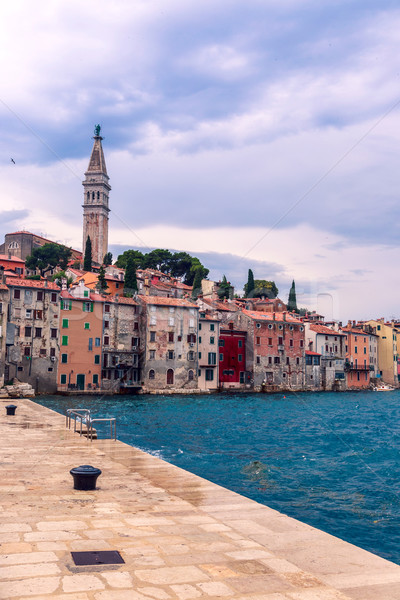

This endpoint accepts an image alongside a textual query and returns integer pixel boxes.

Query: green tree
[186,258,209,286]
[244,279,278,298]
[143,249,173,272]
[115,249,144,269]
[191,268,203,300]
[169,252,194,278]
[97,265,109,291]
[25,243,72,276]
[103,252,113,266]
[124,255,138,294]
[246,269,255,297]
[287,280,298,312]
[83,236,92,272]
[217,275,232,300]
[51,270,73,288]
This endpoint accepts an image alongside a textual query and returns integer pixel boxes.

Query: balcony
[345,362,370,371]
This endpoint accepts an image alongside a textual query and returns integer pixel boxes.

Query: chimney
[283,312,286,321]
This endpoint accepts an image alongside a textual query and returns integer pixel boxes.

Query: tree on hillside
[287,280,298,312]
[143,249,173,272]
[83,236,92,272]
[186,258,209,286]
[244,279,278,299]
[103,252,113,266]
[97,265,109,291]
[246,269,255,297]
[217,275,232,300]
[124,255,138,295]
[25,243,72,276]
[191,268,203,300]
[169,252,194,279]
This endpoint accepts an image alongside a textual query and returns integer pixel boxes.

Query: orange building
[343,326,371,389]
[57,289,104,391]
[0,254,25,277]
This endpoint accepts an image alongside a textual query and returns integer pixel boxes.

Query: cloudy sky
[1,0,400,322]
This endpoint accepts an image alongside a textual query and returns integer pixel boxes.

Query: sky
[1,0,400,322]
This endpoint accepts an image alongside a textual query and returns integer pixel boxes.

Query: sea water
[35,391,400,564]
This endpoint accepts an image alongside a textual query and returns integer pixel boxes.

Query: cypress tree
[83,236,92,272]
[217,275,231,300]
[97,265,108,291]
[192,268,203,299]
[246,269,255,297]
[287,280,298,312]
[124,255,138,294]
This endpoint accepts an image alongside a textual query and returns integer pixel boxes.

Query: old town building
[365,319,398,386]
[198,311,220,391]
[219,324,248,389]
[305,323,346,390]
[342,325,372,389]
[5,278,60,392]
[0,282,10,387]
[138,296,199,392]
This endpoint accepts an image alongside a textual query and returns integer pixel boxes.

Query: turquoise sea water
[35,391,400,564]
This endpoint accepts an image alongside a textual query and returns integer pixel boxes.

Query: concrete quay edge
[0,397,400,600]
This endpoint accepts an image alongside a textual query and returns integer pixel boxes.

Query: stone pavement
[1,398,400,600]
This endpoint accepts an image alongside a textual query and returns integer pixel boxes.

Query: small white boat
[374,384,395,392]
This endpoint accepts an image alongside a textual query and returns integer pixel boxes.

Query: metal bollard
[5,404,17,416]
[70,465,102,490]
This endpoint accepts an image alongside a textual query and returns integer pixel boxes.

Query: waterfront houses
[219,324,248,390]
[138,295,199,392]
[5,278,60,393]
[198,311,220,391]
[365,319,398,386]
[342,325,373,389]
[304,323,346,390]
[0,282,9,387]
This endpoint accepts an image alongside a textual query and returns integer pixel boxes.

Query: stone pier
[1,398,400,599]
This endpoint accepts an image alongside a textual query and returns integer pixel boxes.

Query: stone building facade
[5,278,60,392]
[198,311,220,391]
[305,323,346,390]
[0,283,10,387]
[138,296,199,392]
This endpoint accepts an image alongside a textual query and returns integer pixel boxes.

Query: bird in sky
[10,158,15,164]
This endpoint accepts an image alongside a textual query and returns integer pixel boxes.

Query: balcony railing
[345,363,370,371]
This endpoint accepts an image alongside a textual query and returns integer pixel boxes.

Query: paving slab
[1,398,400,599]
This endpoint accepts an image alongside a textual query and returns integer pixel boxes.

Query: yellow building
[365,319,398,386]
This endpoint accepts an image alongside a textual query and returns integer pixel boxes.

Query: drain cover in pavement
[71,551,125,566]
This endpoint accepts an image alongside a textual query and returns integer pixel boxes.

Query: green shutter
[69,300,72,310]
[60,299,64,310]
[90,302,93,312]
[62,318,69,328]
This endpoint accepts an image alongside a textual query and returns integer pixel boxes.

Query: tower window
[87,192,90,200]
[97,191,100,199]
[92,192,95,200]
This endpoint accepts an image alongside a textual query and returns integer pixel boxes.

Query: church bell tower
[82,125,111,265]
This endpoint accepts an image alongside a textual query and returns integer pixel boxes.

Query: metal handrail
[66,409,91,436]
[87,418,116,442]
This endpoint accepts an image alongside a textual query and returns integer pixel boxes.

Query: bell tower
[82,125,111,265]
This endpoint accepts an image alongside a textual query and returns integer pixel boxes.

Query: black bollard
[70,465,102,490]
[5,405,17,416]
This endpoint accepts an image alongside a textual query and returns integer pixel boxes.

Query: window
[188,370,194,381]
[149,369,155,379]
[238,340,243,348]
[167,369,174,384]
[238,354,243,362]
[149,350,155,359]
[168,332,174,342]
[35,328,42,338]
[50,328,57,339]
[300,340,304,347]
[219,353,224,361]
[25,290,33,303]
[205,369,214,381]
[104,320,109,329]
[355,346,358,354]
[134,322,139,330]
[210,336,215,344]
[132,337,139,347]
[199,323,202,331]
[268,338,273,346]
[268,324,273,329]
[95,337,100,347]
[105,304,110,313]
[187,334,196,343]
[150,316,156,326]
[26,309,32,319]
[210,323,215,331]
[168,350,174,359]
[198,352,202,359]
[37,291,43,301]
[150,331,156,342]
[289,339,293,347]
[34,310,43,319]
[60,374,67,385]
[199,336,202,343]
[61,354,68,364]
[296,357,300,365]
[256,336,261,345]
[88,338,93,351]
[24,326,32,337]
[51,293,57,303]
[50,347,56,357]
[355,336,357,342]
[62,318,69,328]
[239,372,245,384]
[286,357,290,365]
[278,325,283,330]
[256,323,261,329]
[14,289,20,299]
[377,325,381,331]
[93,374,99,384]
[61,299,71,310]
[84,322,90,329]
[104,336,109,345]
[219,339,225,347]
[188,351,195,361]
[256,356,261,364]
[364,347,366,354]
[208,352,217,365]
[278,336,283,345]
[274,356,280,364]
[169,317,174,326]
[94,355,100,364]
[24,347,31,356]
[268,356,272,364]
[84,290,89,298]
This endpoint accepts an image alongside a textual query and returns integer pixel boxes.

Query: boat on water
[373,383,395,392]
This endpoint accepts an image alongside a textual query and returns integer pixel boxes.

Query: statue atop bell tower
[82,126,111,266]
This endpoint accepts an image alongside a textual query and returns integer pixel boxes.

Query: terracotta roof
[342,327,366,335]
[201,298,236,312]
[0,283,8,290]
[309,324,345,336]
[242,309,302,324]
[0,254,25,263]
[6,277,60,290]
[200,314,221,322]
[139,295,198,308]
[305,351,322,356]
